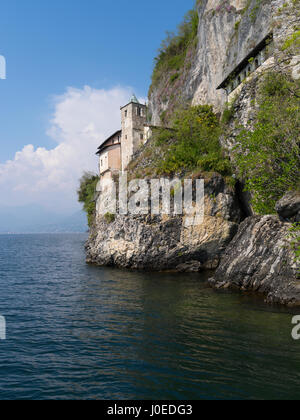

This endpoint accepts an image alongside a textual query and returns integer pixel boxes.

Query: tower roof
[130,94,139,104]
[120,94,146,110]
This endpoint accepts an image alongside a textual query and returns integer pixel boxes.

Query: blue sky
[0,0,195,160]
[0,0,195,212]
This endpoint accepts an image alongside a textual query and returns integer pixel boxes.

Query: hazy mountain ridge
[0,205,87,233]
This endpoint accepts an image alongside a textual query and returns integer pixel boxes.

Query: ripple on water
[0,234,299,400]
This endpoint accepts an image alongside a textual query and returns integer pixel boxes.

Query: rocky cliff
[149,0,299,125]
[209,215,300,306]
[87,173,242,271]
[86,0,300,306]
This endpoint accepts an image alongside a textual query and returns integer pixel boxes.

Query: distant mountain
[0,205,88,233]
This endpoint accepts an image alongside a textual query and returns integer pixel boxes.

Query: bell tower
[121,94,147,171]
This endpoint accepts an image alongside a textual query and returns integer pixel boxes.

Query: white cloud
[0,85,133,212]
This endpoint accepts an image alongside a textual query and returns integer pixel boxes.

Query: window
[125,110,128,117]
[218,34,273,95]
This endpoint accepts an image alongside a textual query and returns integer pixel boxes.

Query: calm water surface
[0,233,299,400]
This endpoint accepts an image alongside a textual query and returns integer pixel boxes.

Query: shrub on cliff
[77,172,99,227]
[157,105,232,176]
[149,6,198,96]
[234,72,300,214]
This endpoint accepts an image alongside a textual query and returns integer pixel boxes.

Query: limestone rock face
[276,192,300,222]
[209,216,300,306]
[149,0,296,125]
[86,174,242,271]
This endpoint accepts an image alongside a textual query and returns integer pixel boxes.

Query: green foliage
[160,110,167,125]
[197,152,232,175]
[170,73,180,84]
[156,105,232,176]
[154,128,174,146]
[234,73,300,214]
[104,212,115,224]
[234,20,241,32]
[150,7,199,92]
[77,172,99,227]
[222,99,236,124]
[241,0,251,15]
[282,30,300,52]
[250,0,262,22]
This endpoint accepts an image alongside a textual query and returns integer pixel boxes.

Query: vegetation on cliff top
[128,105,232,182]
[234,72,300,214]
[150,7,198,92]
[134,70,300,217]
[77,172,99,227]
[156,106,231,176]
[148,5,199,123]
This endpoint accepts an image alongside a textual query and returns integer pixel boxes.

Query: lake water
[0,233,299,400]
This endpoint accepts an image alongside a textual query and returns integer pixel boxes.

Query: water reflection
[0,234,299,400]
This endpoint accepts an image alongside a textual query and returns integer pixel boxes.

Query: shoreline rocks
[87,170,300,306]
[208,215,300,306]
[86,174,241,271]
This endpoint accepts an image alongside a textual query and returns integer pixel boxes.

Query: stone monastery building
[96,29,279,188]
[96,95,154,186]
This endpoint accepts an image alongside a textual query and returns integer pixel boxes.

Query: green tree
[158,105,232,176]
[77,172,99,227]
